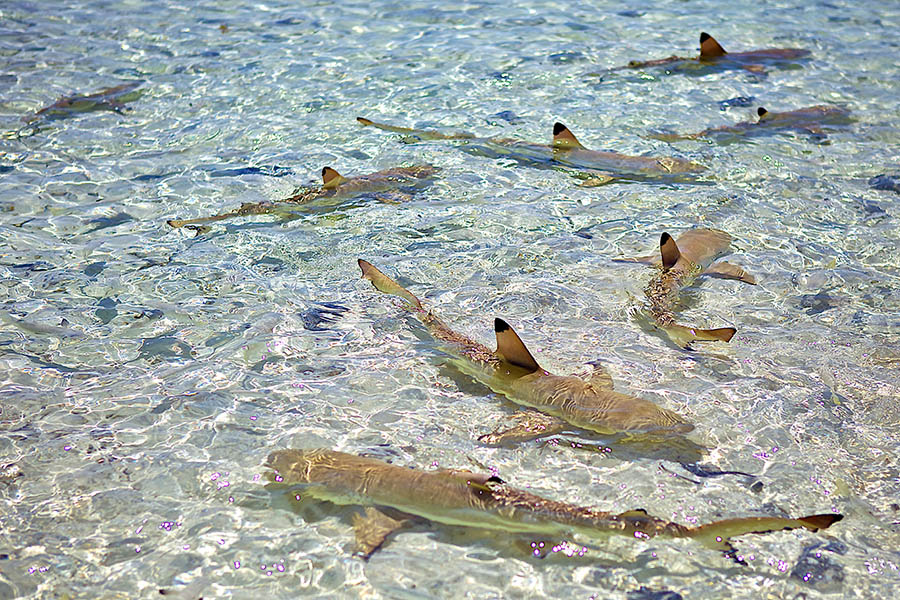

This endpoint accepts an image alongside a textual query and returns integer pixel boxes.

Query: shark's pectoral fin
[742,64,767,74]
[578,174,616,187]
[582,361,614,389]
[704,261,757,284]
[494,318,542,373]
[552,123,585,150]
[612,253,658,265]
[358,259,424,310]
[352,507,412,559]
[699,32,727,59]
[664,324,736,348]
[373,190,414,204]
[478,411,567,446]
[659,232,681,269]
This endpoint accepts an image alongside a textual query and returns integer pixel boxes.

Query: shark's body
[358,259,691,444]
[616,229,756,347]
[267,448,842,559]
[23,82,144,123]
[615,33,809,76]
[167,165,438,229]
[358,118,706,185]
[649,106,853,143]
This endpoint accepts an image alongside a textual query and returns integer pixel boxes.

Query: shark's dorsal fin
[699,32,727,58]
[618,509,650,518]
[322,167,347,189]
[757,107,769,120]
[494,318,542,373]
[552,123,585,150]
[660,232,681,269]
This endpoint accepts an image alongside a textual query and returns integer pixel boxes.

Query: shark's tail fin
[358,259,424,311]
[663,323,736,347]
[688,513,843,550]
[357,117,475,141]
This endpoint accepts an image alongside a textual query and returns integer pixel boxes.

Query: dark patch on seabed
[790,540,847,591]
[627,586,683,600]
[869,173,900,193]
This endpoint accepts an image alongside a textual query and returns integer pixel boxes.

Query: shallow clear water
[1,0,899,598]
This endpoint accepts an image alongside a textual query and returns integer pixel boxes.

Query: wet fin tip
[357,117,373,125]
[700,32,711,42]
[553,122,566,135]
[660,232,681,269]
[757,107,768,117]
[494,318,542,373]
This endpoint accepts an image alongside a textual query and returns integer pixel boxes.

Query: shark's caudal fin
[494,318,542,373]
[322,167,348,189]
[699,32,727,59]
[688,513,843,549]
[552,123,585,150]
[659,232,681,269]
[358,259,423,310]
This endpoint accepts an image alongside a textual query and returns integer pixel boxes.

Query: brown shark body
[358,259,692,444]
[616,229,756,347]
[617,33,810,75]
[358,117,706,185]
[23,81,144,123]
[267,448,842,559]
[166,165,438,229]
[649,105,853,143]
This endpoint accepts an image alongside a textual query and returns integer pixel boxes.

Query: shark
[615,228,756,348]
[22,81,144,124]
[357,117,707,185]
[614,32,810,75]
[266,448,843,560]
[358,259,692,446]
[647,105,853,144]
[166,165,438,229]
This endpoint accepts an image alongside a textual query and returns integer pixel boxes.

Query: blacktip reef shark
[615,228,756,348]
[358,259,692,446]
[613,32,810,75]
[166,164,438,230]
[357,117,707,185]
[648,105,853,144]
[22,81,144,124]
[266,448,842,560]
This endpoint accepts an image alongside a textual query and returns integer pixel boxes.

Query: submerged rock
[790,540,847,591]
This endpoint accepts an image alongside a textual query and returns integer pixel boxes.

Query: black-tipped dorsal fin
[660,232,681,269]
[757,107,769,120]
[494,318,541,373]
[552,122,585,150]
[699,32,727,58]
[322,167,346,189]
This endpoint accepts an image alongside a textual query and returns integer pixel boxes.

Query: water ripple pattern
[0,0,898,598]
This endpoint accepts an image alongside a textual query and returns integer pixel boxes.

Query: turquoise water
[1,0,899,597]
